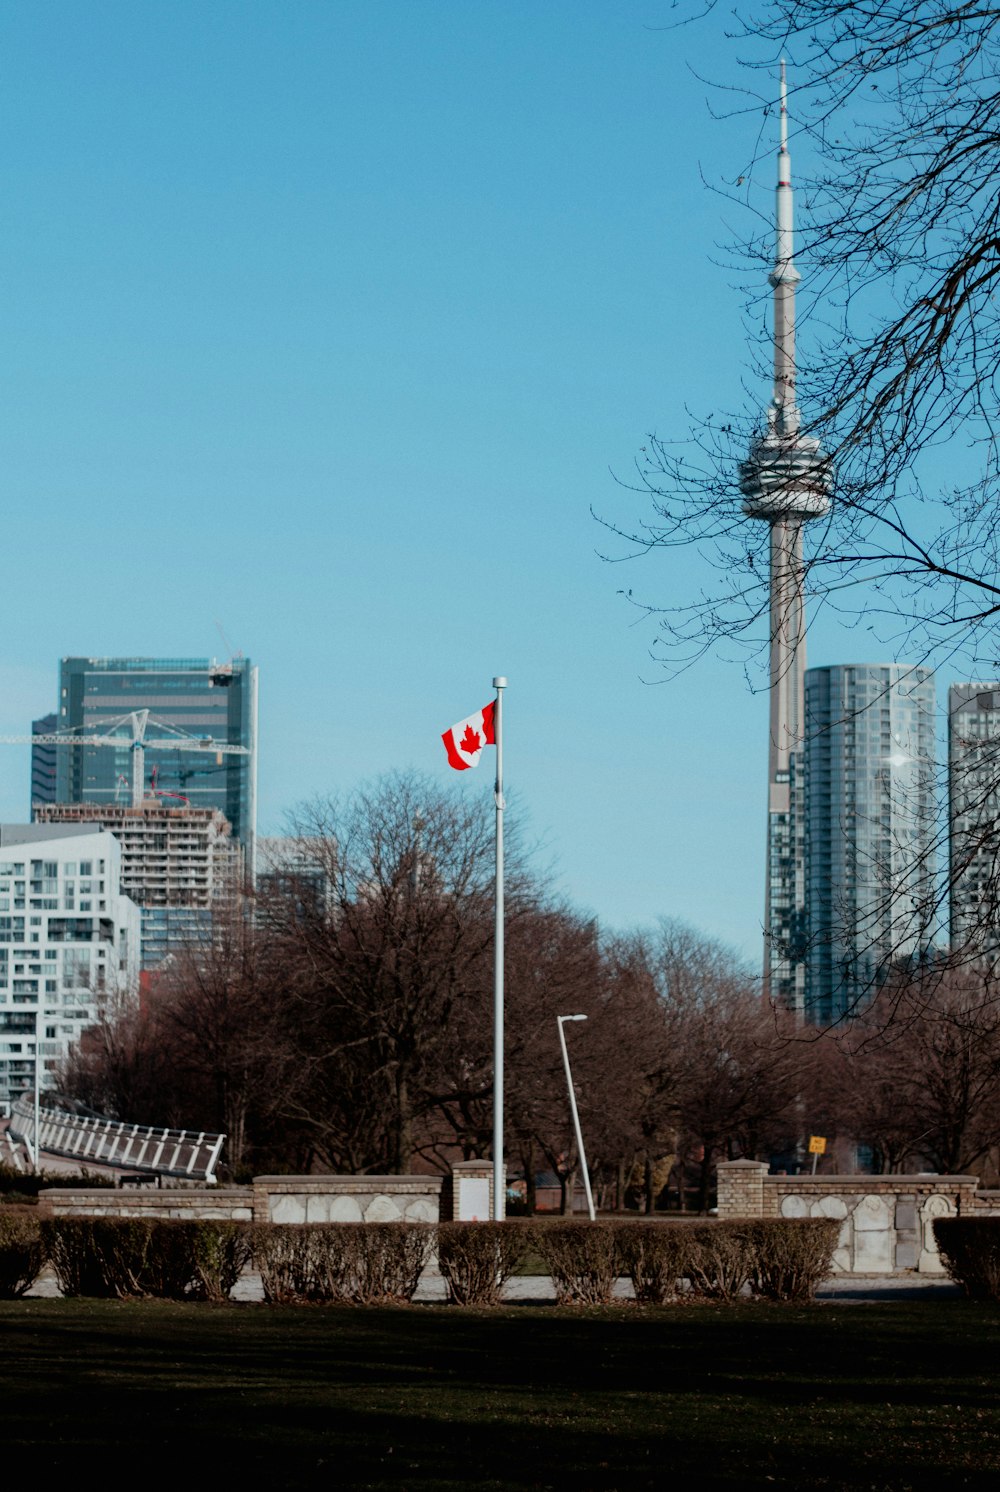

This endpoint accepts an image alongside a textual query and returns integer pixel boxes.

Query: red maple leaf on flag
[460,725,481,755]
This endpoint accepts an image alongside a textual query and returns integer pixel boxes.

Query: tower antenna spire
[771,56,800,437]
[779,56,789,154]
[739,63,832,1016]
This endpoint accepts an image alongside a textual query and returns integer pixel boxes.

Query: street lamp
[556,1014,596,1221]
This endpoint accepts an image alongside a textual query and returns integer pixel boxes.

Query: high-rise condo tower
[948,683,1000,965]
[739,64,832,1012]
[804,664,936,1023]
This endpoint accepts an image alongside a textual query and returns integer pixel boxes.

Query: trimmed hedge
[570,1220,707,1305]
[615,1221,691,1305]
[0,1209,45,1298]
[686,1222,757,1301]
[251,1222,434,1305]
[251,1221,316,1303]
[681,1220,839,1302]
[41,1218,252,1300]
[21,1213,840,1307]
[744,1219,841,1302]
[535,1218,838,1305]
[534,1221,620,1305]
[189,1221,254,1301]
[43,1219,128,1297]
[137,1220,252,1301]
[436,1220,530,1306]
[933,1218,1000,1299]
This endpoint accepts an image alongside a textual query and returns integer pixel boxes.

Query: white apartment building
[0,826,139,1108]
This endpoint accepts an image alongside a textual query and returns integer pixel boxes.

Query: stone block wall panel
[253,1175,445,1226]
[40,1174,446,1227]
[716,1162,982,1275]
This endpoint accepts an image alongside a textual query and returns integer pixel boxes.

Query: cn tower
[739,63,831,1013]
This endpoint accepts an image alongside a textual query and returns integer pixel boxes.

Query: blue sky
[0,2,952,961]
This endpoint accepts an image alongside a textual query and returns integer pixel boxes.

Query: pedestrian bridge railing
[8,1098,225,1183]
[0,1128,26,1172]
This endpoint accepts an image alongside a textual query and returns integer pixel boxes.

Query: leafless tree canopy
[832,963,1000,1172]
[57,770,1000,1200]
[57,775,821,1201]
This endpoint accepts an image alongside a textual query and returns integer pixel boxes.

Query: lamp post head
[558,1013,588,1024]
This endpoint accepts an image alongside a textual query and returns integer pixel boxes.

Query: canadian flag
[442,701,496,770]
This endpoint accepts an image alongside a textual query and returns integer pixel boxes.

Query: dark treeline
[58,773,1000,1204]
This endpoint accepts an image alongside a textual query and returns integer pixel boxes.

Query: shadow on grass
[0,1300,998,1488]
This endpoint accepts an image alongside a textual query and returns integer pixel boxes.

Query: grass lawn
[0,1299,998,1488]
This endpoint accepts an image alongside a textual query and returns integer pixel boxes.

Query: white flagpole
[492,675,507,1220]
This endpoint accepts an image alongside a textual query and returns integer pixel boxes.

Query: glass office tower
[804,664,937,1023]
[948,683,1000,963]
[30,715,58,809]
[47,657,256,848]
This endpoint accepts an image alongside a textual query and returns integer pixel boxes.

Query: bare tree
[59,986,175,1129]
[598,932,683,1213]
[825,1021,930,1174]
[519,922,652,1216]
[152,913,299,1174]
[428,903,611,1211]
[838,966,1000,1175]
[59,918,300,1177]
[652,923,810,1207]
[274,773,503,1174]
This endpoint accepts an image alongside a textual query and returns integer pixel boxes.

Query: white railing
[9,1099,225,1183]
[0,1129,26,1172]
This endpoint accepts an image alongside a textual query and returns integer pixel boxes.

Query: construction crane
[162,755,230,793]
[9,708,250,811]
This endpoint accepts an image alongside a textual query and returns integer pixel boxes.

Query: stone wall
[253,1175,443,1225]
[39,1174,445,1225]
[717,1160,980,1274]
[39,1189,254,1222]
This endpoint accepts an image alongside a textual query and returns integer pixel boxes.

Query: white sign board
[458,1176,491,1221]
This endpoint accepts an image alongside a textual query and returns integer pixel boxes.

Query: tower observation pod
[738,63,832,1014]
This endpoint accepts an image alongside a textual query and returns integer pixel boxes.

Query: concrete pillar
[716,1159,768,1219]
[451,1160,504,1220]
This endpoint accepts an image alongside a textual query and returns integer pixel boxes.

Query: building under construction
[32,656,258,865]
[32,803,241,968]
